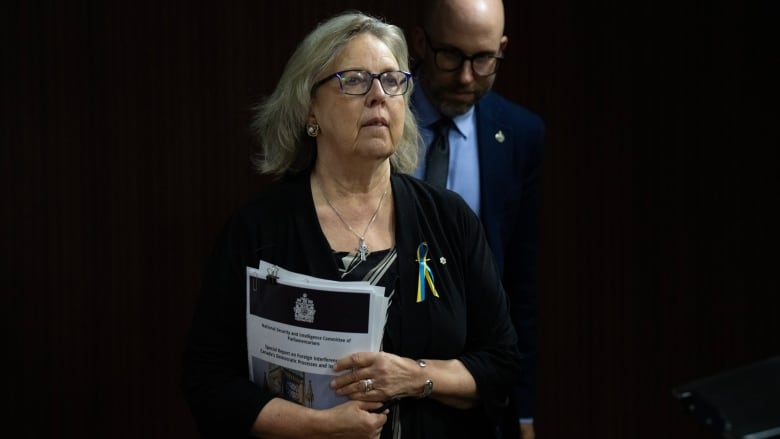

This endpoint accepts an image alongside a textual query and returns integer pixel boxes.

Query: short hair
[251,11,419,177]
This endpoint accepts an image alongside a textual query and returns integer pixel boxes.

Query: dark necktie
[424,118,452,187]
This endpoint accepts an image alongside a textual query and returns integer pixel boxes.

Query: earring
[306,123,320,137]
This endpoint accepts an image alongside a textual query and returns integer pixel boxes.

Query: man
[409,1,545,437]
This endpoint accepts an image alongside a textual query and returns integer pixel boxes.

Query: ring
[363,378,374,393]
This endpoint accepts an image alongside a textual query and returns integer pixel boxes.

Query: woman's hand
[251,398,387,439]
[331,352,420,402]
[319,400,388,438]
[331,351,480,409]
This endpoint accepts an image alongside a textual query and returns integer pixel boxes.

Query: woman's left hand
[330,351,419,402]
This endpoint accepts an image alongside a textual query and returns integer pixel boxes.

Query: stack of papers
[246,260,388,409]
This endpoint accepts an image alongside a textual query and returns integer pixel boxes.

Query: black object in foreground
[672,356,780,439]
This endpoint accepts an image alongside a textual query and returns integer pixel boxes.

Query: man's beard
[431,84,488,118]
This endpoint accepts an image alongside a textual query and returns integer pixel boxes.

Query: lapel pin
[495,130,505,143]
[439,257,447,265]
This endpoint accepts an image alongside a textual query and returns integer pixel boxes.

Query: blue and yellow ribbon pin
[416,242,441,302]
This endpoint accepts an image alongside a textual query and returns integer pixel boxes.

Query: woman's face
[310,33,406,167]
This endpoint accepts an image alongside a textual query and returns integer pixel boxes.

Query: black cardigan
[182,172,521,438]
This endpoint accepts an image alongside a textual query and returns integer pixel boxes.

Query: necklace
[318,180,389,262]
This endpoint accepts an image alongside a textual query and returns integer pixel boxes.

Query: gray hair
[251,11,419,177]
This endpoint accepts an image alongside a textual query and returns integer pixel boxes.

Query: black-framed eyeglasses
[312,70,412,96]
[423,30,503,77]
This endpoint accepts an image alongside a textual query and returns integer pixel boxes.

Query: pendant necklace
[319,179,389,262]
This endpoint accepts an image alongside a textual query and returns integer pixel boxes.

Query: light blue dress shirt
[411,87,481,216]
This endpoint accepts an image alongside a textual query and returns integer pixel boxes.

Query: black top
[182,172,521,438]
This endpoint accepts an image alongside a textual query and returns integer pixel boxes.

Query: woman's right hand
[319,400,388,438]
[251,398,387,438]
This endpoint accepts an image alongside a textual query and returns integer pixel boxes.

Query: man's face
[417,22,507,118]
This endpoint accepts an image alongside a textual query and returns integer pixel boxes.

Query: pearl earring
[306,123,320,137]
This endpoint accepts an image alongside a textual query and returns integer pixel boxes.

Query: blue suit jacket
[463,91,545,423]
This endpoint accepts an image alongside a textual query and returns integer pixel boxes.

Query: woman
[182,11,521,439]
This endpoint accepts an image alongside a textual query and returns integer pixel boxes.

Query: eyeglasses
[423,30,503,77]
[312,70,412,96]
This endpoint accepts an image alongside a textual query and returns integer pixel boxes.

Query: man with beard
[409,0,545,438]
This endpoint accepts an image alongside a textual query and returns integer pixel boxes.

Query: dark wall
[4,1,778,438]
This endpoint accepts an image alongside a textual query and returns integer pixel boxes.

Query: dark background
[4,1,778,437]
